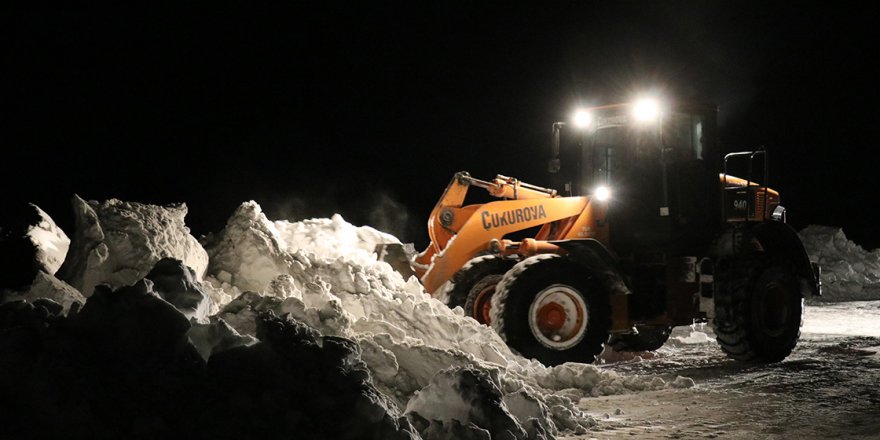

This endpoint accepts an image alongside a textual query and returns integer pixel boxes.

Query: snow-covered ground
[3,198,879,439]
[803,301,880,338]
[565,303,880,439]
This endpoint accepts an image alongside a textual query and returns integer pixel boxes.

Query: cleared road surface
[566,301,880,439]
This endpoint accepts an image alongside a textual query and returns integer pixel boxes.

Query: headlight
[594,185,611,201]
[573,109,592,128]
[632,98,661,122]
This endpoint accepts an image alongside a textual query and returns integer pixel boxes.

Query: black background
[8,3,879,248]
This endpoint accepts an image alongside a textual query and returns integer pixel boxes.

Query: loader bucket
[375,242,417,279]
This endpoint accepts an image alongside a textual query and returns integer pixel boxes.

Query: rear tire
[490,254,611,366]
[713,257,803,362]
[607,326,673,352]
[446,256,515,315]
[464,274,504,325]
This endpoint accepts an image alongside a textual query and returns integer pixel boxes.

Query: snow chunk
[187,317,256,361]
[503,390,557,438]
[57,195,208,297]
[667,324,715,346]
[3,271,85,315]
[26,205,70,275]
[669,376,696,389]
[405,366,527,440]
[145,258,214,321]
[1,204,70,291]
[800,225,880,301]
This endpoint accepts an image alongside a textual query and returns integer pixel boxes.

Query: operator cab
[550,99,721,255]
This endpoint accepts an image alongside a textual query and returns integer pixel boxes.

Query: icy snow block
[187,317,256,361]
[405,366,528,440]
[145,258,212,321]
[202,311,418,440]
[75,279,195,363]
[56,195,208,297]
[0,203,69,290]
[216,291,285,336]
[503,390,557,439]
[1,271,85,315]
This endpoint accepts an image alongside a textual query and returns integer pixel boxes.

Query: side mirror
[549,122,565,174]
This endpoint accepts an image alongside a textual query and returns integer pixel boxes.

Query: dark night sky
[7,3,880,248]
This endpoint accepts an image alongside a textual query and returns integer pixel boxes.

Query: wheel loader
[382,98,821,366]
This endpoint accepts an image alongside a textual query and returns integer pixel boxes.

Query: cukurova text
[481,205,548,230]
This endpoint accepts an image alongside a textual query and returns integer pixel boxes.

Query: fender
[552,238,615,268]
[551,239,631,296]
[745,220,820,296]
[551,238,632,333]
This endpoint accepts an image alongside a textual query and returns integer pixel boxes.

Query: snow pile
[57,195,209,297]
[2,198,696,439]
[799,225,880,301]
[203,201,694,438]
[203,201,399,293]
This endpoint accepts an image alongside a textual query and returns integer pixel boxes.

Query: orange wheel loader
[382,98,821,366]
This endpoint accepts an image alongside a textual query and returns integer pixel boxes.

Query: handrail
[723,147,769,221]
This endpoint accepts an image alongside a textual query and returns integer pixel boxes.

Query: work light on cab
[594,185,611,201]
[573,109,592,128]
[632,98,661,122]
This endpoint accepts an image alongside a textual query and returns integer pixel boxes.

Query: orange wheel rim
[528,284,589,350]
[473,284,497,325]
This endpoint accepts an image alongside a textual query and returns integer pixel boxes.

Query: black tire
[607,326,673,352]
[490,254,611,366]
[445,256,515,313]
[464,274,504,325]
[713,257,803,362]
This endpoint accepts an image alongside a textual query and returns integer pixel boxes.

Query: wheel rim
[760,281,791,337]
[528,284,589,350]
[473,284,496,325]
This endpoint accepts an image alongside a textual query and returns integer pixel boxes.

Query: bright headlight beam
[573,109,592,128]
[632,98,661,122]
[594,185,611,201]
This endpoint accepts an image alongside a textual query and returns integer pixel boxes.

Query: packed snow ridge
[799,225,880,301]
[1,198,701,439]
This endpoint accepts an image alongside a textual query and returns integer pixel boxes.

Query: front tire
[490,254,611,366]
[714,258,803,362]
